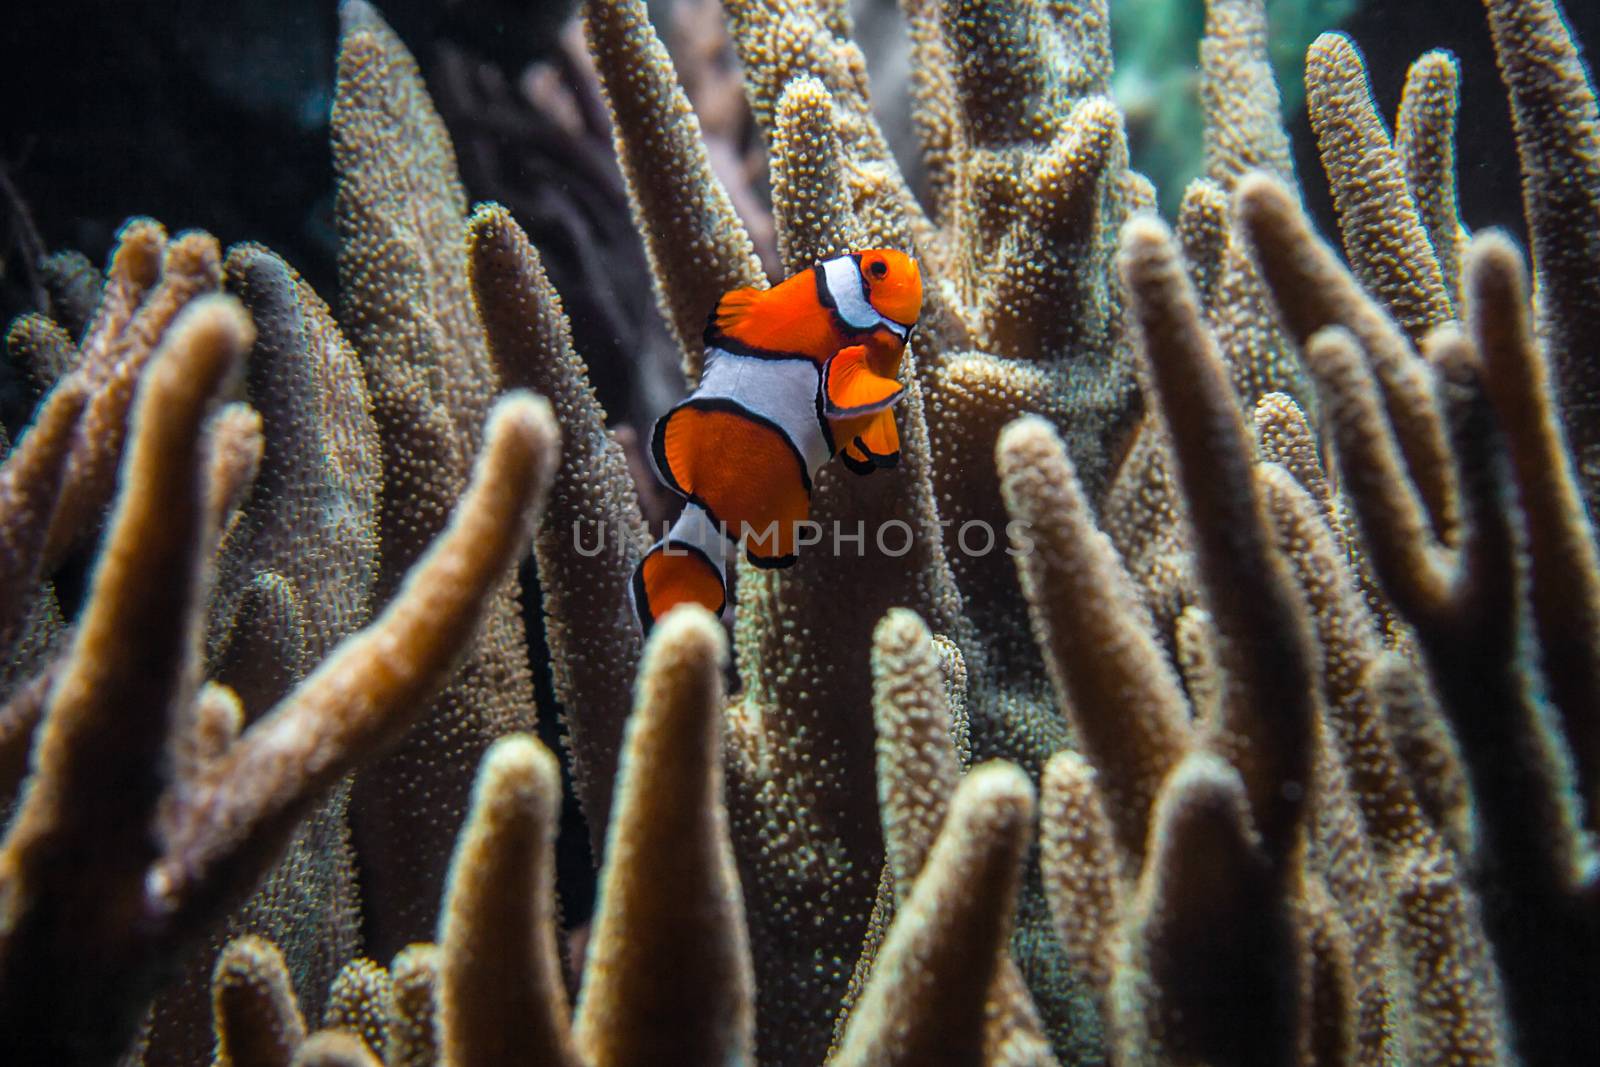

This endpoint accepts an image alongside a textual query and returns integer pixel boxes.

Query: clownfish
[631,249,924,631]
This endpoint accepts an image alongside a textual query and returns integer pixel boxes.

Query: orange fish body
[631,250,923,631]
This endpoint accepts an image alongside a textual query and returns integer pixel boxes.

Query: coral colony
[2,0,1600,1064]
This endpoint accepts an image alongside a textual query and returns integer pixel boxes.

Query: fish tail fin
[631,503,731,632]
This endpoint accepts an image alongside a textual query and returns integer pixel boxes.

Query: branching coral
[1484,0,1600,516]
[0,288,558,1059]
[197,610,1050,1067]
[331,0,542,960]
[5,0,1600,1064]
[580,0,766,383]
[995,212,1320,1063]
[465,202,646,846]
[1305,32,1455,343]
[583,5,970,1056]
[206,609,753,1067]
[0,379,84,650]
[0,221,228,707]
[142,241,386,1061]
[1242,172,1600,1061]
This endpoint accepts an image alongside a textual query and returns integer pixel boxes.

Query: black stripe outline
[839,445,876,476]
[813,376,838,456]
[653,394,814,496]
[703,330,824,365]
[856,432,900,469]
[631,562,654,633]
[881,316,915,341]
[813,258,838,312]
[813,254,881,338]
[745,546,800,569]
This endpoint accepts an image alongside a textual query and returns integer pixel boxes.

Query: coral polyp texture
[2,0,1600,1064]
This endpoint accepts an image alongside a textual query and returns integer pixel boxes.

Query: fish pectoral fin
[822,345,904,419]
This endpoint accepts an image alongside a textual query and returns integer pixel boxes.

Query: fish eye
[868,259,888,279]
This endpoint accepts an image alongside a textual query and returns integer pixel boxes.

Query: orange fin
[632,510,729,633]
[837,410,900,475]
[823,345,904,419]
[710,286,766,338]
[632,546,726,633]
[858,410,900,468]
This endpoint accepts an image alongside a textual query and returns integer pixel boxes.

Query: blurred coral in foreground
[2,0,1599,1064]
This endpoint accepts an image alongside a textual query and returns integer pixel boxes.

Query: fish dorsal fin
[712,286,766,336]
[822,345,904,418]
